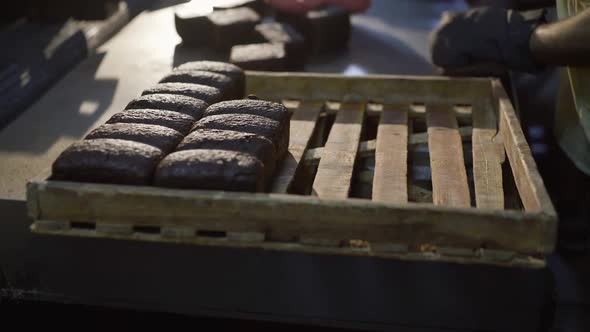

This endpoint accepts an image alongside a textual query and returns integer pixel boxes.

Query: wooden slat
[494,80,555,215]
[246,72,492,105]
[494,80,557,251]
[271,100,323,193]
[472,100,505,209]
[427,106,471,207]
[312,102,365,199]
[373,104,408,203]
[30,220,546,268]
[28,180,554,253]
[301,127,473,165]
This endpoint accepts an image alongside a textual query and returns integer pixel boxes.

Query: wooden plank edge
[246,72,491,105]
[271,100,323,193]
[372,106,408,203]
[34,180,551,253]
[426,106,471,207]
[26,168,54,220]
[472,98,505,210]
[494,80,557,252]
[311,102,365,199]
[29,222,546,269]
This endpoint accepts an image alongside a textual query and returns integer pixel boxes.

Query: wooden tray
[27,72,557,268]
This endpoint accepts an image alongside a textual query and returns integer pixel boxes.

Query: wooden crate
[27,72,557,268]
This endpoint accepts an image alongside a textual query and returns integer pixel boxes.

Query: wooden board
[312,103,364,199]
[272,101,323,193]
[494,79,557,251]
[373,104,409,204]
[27,180,552,253]
[472,99,505,209]
[246,72,492,105]
[426,105,471,207]
[26,73,558,268]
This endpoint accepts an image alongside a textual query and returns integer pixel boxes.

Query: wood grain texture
[271,100,323,193]
[427,105,471,207]
[24,74,558,265]
[494,79,557,251]
[29,179,554,253]
[312,103,365,199]
[495,80,554,215]
[373,105,408,203]
[302,127,473,166]
[246,72,491,105]
[30,220,546,268]
[472,100,505,209]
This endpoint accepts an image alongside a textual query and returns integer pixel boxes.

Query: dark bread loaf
[202,99,290,158]
[175,61,245,100]
[178,129,276,183]
[253,22,306,70]
[276,5,350,54]
[229,43,287,71]
[174,4,213,47]
[107,109,195,135]
[213,0,266,16]
[52,138,164,185]
[154,149,265,192]
[85,123,184,153]
[203,99,290,127]
[142,82,223,105]
[126,93,208,119]
[159,70,237,100]
[192,113,288,157]
[207,7,261,50]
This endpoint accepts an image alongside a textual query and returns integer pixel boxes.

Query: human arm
[530,8,590,66]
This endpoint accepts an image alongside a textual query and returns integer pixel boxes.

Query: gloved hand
[430,7,544,74]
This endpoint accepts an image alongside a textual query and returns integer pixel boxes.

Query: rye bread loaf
[191,113,288,157]
[178,128,276,183]
[85,123,184,153]
[174,4,213,47]
[253,22,306,70]
[142,82,223,105]
[159,70,237,100]
[203,99,290,127]
[154,149,265,192]
[106,109,195,135]
[126,93,208,119]
[276,5,350,54]
[213,0,266,16]
[175,61,245,100]
[207,7,261,50]
[229,43,287,71]
[52,138,164,185]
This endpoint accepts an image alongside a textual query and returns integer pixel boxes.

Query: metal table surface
[0,1,560,331]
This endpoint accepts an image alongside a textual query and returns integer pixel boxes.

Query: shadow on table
[306,17,435,76]
[0,51,118,154]
[0,20,89,131]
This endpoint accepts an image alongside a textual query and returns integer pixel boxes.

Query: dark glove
[430,7,544,73]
